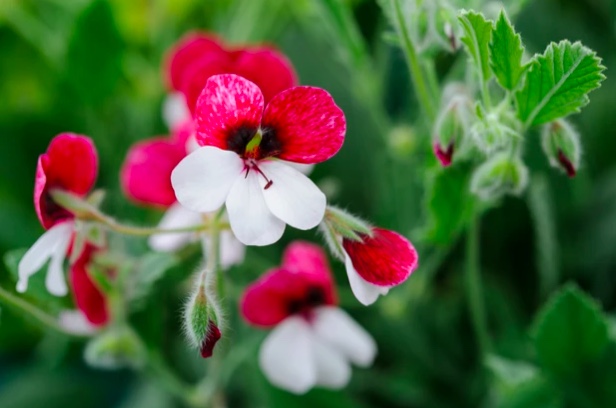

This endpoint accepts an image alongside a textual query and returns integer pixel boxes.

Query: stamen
[246,160,274,190]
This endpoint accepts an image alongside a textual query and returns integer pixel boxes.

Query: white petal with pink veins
[171,146,244,213]
[313,306,377,367]
[259,160,326,231]
[17,221,74,296]
[259,316,316,394]
[344,253,389,306]
[149,202,202,252]
[313,336,351,389]
[226,170,285,246]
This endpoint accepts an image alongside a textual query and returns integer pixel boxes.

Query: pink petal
[35,133,98,229]
[200,319,221,358]
[434,142,454,167]
[233,47,298,104]
[195,74,264,150]
[165,32,225,92]
[240,242,337,328]
[69,244,109,327]
[262,87,346,164]
[120,137,186,208]
[178,54,231,116]
[342,228,418,287]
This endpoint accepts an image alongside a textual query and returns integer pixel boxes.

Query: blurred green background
[1,0,616,407]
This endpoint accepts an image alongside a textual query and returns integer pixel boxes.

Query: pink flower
[18,134,98,296]
[166,32,297,116]
[69,243,109,327]
[342,228,418,305]
[241,242,376,394]
[172,74,345,246]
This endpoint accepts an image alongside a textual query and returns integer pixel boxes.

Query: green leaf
[489,11,527,91]
[459,10,493,83]
[532,283,609,377]
[127,252,178,309]
[516,40,606,127]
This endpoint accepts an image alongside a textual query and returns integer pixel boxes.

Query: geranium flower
[342,228,418,305]
[172,74,345,246]
[18,133,98,296]
[241,241,376,394]
[69,243,109,327]
[166,32,297,116]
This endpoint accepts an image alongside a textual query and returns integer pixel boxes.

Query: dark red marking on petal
[240,241,336,327]
[434,142,454,167]
[69,244,110,327]
[200,319,222,358]
[343,228,418,287]
[557,149,576,177]
[35,133,98,230]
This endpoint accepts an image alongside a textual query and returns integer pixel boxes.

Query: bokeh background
[1,0,615,407]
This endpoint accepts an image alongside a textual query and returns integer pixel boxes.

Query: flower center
[227,126,281,160]
[286,286,327,321]
[243,158,274,190]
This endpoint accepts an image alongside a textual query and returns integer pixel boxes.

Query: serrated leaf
[516,40,606,127]
[459,10,494,83]
[532,283,609,377]
[490,11,527,91]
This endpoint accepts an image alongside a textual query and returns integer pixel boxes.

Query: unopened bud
[184,278,222,359]
[84,326,146,370]
[471,153,529,200]
[433,95,471,167]
[541,120,581,177]
[470,106,519,154]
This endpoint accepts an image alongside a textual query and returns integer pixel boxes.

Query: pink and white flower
[18,134,98,296]
[241,242,376,394]
[342,228,418,305]
[171,74,345,246]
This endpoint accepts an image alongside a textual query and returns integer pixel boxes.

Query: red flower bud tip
[557,150,576,178]
[434,142,454,167]
[200,319,221,358]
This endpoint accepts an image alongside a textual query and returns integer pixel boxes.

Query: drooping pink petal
[195,74,264,150]
[241,242,336,327]
[69,244,109,327]
[35,133,98,229]
[233,47,298,104]
[121,137,186,208]
[200,319,221,358]
[342,228,418,287]
[261,87,345,164]
[165,32,225,91]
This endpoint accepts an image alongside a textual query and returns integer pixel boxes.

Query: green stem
[465,215,490,356]
[0,285,89,338]
[391,0,437,122]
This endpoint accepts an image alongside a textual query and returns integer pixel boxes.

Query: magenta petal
[195,74,264,149]
[178,54,230,116]
[200,319,222,358]
[557,150,577,177]
[434,142,454,167]
[69,244,109,327]
[121,137,186,208]
[343,228,418,287]
[262,87,346,164]
[35,133,98,229]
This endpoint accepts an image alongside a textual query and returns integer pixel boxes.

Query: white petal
[259,160,326,230]
[148,203,202,252]
[58,309,97,335]
[46,228,72,296]
[219,230,246,269]
[313,306,377,367]
[226,171,285,246]
[185,134,200,153]
[312,336,351,389]
[17,222,73,294]
[259,316,316,394]
[278,160,314,176]
[171,146,244,213]
[162,92,190,129]
[344,253,389,306]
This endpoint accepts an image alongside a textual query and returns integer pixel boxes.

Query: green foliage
[515,40,606,127]
[126,252,178,309]
[459,10,493,84]
[489,11,527,91]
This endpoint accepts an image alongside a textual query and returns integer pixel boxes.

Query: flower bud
[184,278,222,359]
[433,94,471,167]
[541,120,581,177]
[470,106,519,154]
[84,326,146,370]
[471,152,529,200]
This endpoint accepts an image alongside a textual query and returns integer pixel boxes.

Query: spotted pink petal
[69,244,109,327]
[195,74,264,149]
[35,133,98,230]
[241,241,337,328]
[262,87,346,164]
[121,137,186,208]
[342,228,418,287]
[165,32,225,91]
[233,47,298,104]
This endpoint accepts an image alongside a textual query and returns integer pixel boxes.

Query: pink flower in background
[172,74,345,246]
[342,228,418,305]
[18,134,98,296]
[241,242,376,394]
[69,243,109,327]
[166,32,297,116]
